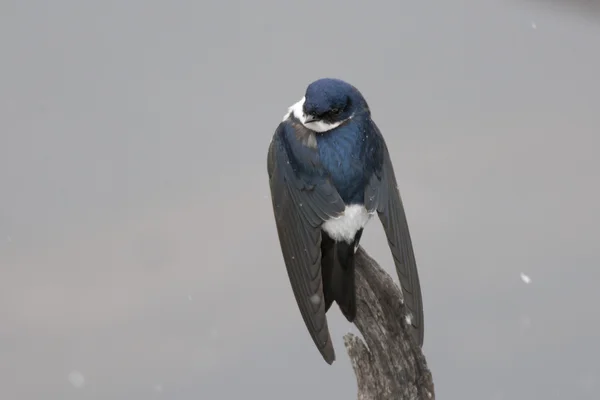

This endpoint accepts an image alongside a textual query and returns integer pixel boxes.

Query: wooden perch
[343,247,435,400]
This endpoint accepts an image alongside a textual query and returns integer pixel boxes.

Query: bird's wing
[267,129,346,364]
[364,137,425,347]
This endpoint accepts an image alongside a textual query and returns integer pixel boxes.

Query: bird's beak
[304,114,317,123]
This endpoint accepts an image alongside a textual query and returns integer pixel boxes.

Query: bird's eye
[330,108,340,115]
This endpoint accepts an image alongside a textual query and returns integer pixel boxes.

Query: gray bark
[343,247,435,400]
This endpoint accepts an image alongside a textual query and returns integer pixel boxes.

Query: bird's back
[316,119,379,205]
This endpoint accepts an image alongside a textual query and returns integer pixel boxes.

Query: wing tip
[320,345,336,365]
[408,310,425,348]
[315,334,336,365]
[412,323,425,348]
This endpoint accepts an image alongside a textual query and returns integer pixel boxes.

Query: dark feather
[267,123,346,364]
[364,126,425,347]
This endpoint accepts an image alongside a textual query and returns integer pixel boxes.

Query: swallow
[267,78,424,364]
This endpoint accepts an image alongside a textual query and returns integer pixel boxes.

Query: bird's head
[284,78,369,133]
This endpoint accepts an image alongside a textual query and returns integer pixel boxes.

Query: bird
[266,78,424,364]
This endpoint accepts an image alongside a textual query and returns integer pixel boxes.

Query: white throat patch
[282,96,350,133]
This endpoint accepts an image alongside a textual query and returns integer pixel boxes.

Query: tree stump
[343,247,435,400]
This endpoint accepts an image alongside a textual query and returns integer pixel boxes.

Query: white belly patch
[322,204,374,244]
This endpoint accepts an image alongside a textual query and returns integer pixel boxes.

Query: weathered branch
[344,247,435,400]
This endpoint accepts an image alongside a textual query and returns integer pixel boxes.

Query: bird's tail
[321,231,360,322]
[330,241,357,322]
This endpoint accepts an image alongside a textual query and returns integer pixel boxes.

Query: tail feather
[331,241,356,321]
[321,229,363,322]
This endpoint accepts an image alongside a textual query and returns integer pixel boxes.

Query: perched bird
[267,78,424,364]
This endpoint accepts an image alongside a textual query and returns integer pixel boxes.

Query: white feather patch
[282,97,349,133]
[322,204,373,243]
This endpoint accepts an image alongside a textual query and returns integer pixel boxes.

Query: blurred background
[1,1,599,399]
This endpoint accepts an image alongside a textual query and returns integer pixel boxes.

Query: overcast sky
[1,1,599,399]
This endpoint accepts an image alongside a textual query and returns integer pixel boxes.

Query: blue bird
[267,78,424,364]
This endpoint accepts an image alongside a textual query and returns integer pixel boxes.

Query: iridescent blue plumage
[316,116,381,205]
[281,78,383,205]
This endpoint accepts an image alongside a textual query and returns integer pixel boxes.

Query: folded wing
[364,135,425,347]
[267,129,346,363]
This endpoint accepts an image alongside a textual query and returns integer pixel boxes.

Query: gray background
[1,1,599,399]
